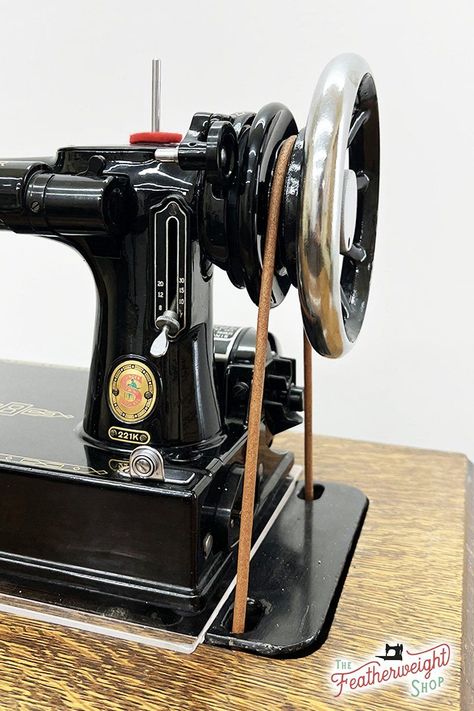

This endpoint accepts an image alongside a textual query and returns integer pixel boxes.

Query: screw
[134,457,153,477]
[30,201,40,213]
[232,382,249,400]
[87,154,106,176]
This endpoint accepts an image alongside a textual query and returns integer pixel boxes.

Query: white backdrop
[0,0,472,457]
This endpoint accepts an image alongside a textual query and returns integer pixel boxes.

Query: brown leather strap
[303,332,314,501]
[232,136,297,634]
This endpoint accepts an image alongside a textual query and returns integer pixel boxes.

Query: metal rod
[154,146,179,162]
[232,136,296,635]
[151,58,161,132]
[304,331,314,501]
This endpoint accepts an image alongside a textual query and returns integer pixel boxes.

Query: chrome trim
[298,53,376,357]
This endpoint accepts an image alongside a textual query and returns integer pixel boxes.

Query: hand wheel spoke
[348,110,370,146]
[340,287,351,318]
[356,171,370,192]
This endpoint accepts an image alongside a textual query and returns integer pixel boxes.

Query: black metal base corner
[205,480,368,658]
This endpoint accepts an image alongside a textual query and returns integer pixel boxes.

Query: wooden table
[0,435,470,710]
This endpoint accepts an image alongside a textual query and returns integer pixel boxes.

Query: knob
[150,310,180,358]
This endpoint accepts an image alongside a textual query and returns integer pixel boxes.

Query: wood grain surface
[0,434,468,711]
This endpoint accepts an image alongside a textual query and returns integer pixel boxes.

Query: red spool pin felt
[129,132,182,145]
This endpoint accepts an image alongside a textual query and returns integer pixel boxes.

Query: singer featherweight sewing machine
[0,54,379,657]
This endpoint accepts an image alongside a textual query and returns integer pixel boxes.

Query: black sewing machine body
[0,131,304,613]
[0,54,379,655]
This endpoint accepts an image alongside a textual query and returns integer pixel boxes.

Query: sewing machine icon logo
[331,641,451,698]
[375,643,404,661]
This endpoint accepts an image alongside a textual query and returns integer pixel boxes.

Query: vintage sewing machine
[0,54,379,656]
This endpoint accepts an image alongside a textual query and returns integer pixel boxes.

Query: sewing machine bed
[0,360,367,656]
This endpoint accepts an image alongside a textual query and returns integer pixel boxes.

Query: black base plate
[0,361,368,657]
[205,480,368,657]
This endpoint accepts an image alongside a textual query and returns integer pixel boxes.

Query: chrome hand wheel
[297,53,380,357]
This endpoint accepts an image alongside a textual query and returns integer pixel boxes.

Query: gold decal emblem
[0,453,107,477]
[0,402,74,419]
[109,458,131,477]
[108,360,157,424]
